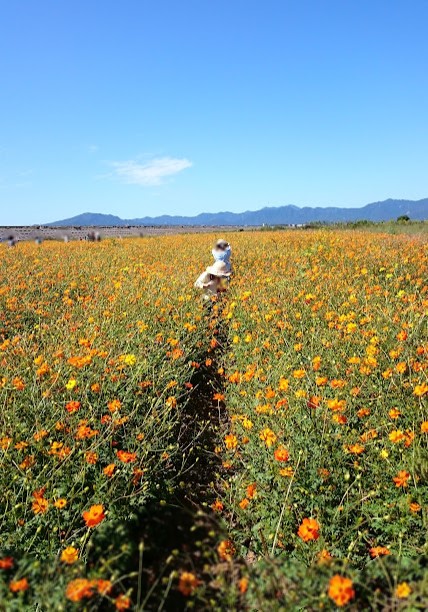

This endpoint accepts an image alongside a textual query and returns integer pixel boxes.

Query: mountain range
[47,198,428,227]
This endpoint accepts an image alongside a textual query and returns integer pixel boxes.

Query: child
[212,239,232,274]
[194,261,231,300]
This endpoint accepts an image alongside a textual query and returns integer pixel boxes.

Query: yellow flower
[395,582,411,599]
[259,428,277,448]
[61,546,79,564]
[65,379,77,390]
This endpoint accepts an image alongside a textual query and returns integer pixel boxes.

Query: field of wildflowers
[0,230,427,610]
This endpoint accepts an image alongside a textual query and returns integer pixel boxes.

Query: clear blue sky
[1,1,427,224]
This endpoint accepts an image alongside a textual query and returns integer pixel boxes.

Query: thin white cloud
[110,156,192,186]
[88,144,99,153]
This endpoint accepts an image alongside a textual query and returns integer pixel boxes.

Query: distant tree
[397,215,410,222]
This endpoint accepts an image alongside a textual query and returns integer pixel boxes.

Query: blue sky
[1,1,427,224]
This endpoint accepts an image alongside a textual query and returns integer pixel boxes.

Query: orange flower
[239,498,249,509]
[239,576,249,593]
[307,395,321,409]
[259,427,277,447]
[85,451,98,465]
[345,443,365,455]
[65,578,94,602]
[65,400,81,414]
[115,594,132,610]
[108,399,121,413]
[293,369,306,379]
[327,398,346,412]
[414,382,428,397]
[389,430,404,443]
[95,579,112,595]
[395,582,411,599]
[211,499,224,512]
[409,501,421,513]
[61,546,79,564]
[393,470,410,488]
[274,447,290,462]
[9,577,29,592]
[217,539,236,561]
[317,549,332,564]
[178,571,201,596]
[103,463,116,477]
[225,434,238,450]
[328,575,355,607]
[54,498,67,509]
[297,518,320,542]
[246,483,257,499]
[0,557,14,570]
[369,546,390,558]
[116,450,137,463]
[82,504,105,527]
[420,421,428,433]
[32,496,49,515]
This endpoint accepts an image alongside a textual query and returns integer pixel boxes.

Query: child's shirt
[212,245,232,272]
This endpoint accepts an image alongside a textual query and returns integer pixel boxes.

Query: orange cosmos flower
[32,496,49,515]
[278,377,289,391]
[327,398,346,412]
[246,483,257,499]
[82,504,105,527]
[103,463,116,477]
[65,578,94,602]
[95,579,112,595]
[0,556,14,570]
[116,450,137,463]
[420,421,428,433]
[115,594,132,610]
[317,549,333,564]
[65,400,81,414]
[293,369,306,379]
[393,471,410,488]
[225,434,238,450]
[217,539,236,561]
[345,443,365,455]
[9,577,29,592]
[239,498,249,509]
[409,501,421,513]
[54,498,67,509]
[211,499,224,512]
[357,408,370,418]
[328,575,355,607]
[298,518,320,542]
[274,447,290,462]
[259,428,277,447]
[307,395,321,409]
[389,430,405,443]
[61,546,79,564]
[369,546,390,558]
[178,571,201,596]
[395,582,411,599]
[238,577,249,593]
[108,399,121,413]
[414,382,428,397]
[85,451,98,465]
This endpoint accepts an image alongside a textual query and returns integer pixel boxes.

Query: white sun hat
[206,260,231,277]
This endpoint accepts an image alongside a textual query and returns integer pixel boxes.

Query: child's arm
[194,272,209,289]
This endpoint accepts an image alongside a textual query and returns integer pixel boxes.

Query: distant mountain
[47,198,428,227]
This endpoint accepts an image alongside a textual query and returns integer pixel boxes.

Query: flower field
[0,230,427,609]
